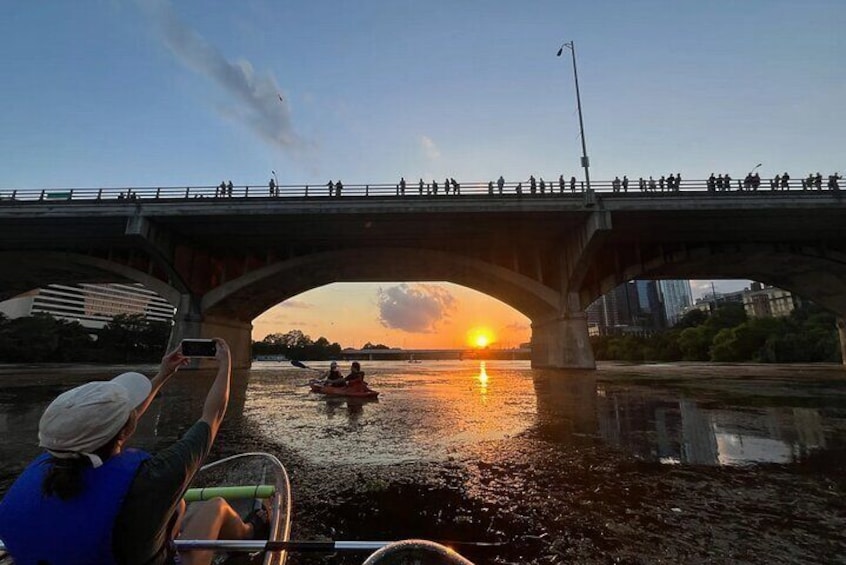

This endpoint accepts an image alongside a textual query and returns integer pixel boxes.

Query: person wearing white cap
[0,338,267,565]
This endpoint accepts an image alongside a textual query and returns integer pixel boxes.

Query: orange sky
[252,282,531,350]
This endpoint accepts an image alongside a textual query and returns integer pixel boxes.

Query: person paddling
[0,338,268,565]
[324,361,346,387]
[344,361,366,387]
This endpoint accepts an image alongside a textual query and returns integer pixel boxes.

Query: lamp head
[556,47,564,57]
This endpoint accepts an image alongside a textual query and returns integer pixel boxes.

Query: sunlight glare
[467,327,495,349]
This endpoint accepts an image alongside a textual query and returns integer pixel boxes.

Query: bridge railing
[0,176,840,203]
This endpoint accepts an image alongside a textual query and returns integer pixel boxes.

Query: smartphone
[181,339,217,358]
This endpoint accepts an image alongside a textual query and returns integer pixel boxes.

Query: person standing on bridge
[570,176,577,192]
[418,178,424,195]
[559,175,566,194]
[497,176,505,194]
[226,180,234,197]
[268,177,276,196]
[529,175,537,194]
[327,180,334,196]
[781,172,790,190]
[622,175,629,192]
[335,180,343,196]
[399,177,406,195]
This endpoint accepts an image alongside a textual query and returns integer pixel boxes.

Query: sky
[2,1,844,349]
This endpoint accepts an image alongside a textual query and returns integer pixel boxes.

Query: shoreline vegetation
[0,303,840,364]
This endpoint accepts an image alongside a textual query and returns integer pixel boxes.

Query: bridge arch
[0,251,181,306]
[586,243,846,315]
[202,247,560,322]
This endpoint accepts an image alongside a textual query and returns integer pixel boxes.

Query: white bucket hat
[38,372,151,467]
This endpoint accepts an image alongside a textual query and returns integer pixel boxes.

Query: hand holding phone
[181,339,218,358]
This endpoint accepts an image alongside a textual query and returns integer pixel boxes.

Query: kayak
[309,379,379,399]
[0,453,292,565]
[362,539,475,564]
[181,452,292,565]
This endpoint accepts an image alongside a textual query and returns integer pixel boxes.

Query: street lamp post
[557,41,591,192]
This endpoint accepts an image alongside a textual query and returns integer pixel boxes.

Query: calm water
[2,361,846,563]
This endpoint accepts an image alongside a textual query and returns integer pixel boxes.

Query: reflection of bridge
[1,184,845,369]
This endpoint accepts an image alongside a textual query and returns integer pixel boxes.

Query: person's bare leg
[178,498,252,565]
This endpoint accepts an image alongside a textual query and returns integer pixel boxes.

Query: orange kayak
[309,380,379,399]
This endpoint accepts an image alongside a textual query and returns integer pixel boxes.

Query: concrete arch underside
[203,247,561,323]
[595,244,846,315]
[0,251,180,306]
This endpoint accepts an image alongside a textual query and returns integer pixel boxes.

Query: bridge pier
[530,313,596,369]
[167,294,253,369]
[838,317,846,366]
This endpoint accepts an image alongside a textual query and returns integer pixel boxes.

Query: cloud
[280,299,313,310]
[377,284,456,333]
[137,0,305,152]
[420,135,441,160]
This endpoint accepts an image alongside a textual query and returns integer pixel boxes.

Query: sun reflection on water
[477,361,488,400]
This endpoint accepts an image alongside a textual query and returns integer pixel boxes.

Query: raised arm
[136,347,189,418]
[201,338,232,440]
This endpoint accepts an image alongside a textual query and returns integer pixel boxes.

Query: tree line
[0,313,171,363]
[591,302,842,363]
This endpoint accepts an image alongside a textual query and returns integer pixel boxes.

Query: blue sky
[3,1,844,346]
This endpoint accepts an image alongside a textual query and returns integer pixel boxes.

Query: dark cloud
[377,284,456,333]
[138,0,306,152]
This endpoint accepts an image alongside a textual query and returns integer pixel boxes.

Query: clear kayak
[0,453,292,565]
[362,539,476,564]
[309,379,380,399]
[181,452,292,565]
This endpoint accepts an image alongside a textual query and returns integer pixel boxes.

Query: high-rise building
[0,283,174,329]
[658,280,694,327]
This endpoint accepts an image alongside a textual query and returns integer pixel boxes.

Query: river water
[1,361,845,563]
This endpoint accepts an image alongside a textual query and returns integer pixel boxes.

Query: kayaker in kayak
[344,361,366,386]
[0,338,269,565]
[324,361,346,387]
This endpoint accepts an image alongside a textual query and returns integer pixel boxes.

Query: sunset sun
[467,327,495,349]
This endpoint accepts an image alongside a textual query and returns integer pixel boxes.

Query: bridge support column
[838,317,846,366]
[530,312,595,369]
[167,294,253,369]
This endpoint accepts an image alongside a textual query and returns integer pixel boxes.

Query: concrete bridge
[1,180,844,369]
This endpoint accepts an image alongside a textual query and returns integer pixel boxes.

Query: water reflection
[477,361,488,400]
[593,388,828,466]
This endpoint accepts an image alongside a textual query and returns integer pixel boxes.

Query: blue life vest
[0,449,150,565]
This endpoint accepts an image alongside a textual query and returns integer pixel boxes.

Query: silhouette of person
[418,178,424,195]
[707,173,716,192]
[570,176,577,192]
[497,176,505,194]
[559,174,565,194]
[226,180,233,196]
[612,176,621,192]
[539,178,546,194]
[814,173,822,190]
[529,175,537,194]
[432,180,438,195]
[659,175,666,192]
[488,181,494,194]
[648,176,657,191]
[269,178,276,196]
[772,175,781,190]
[622,175,629,192]
[780,172,790,190]
[399,177,406,195]
[639,177,646,192]
[327,180,334,196]
[335,180,343,196]
[515,182,522,194]
[443,178,450,195]
[828,173,841,191]
[451,178,459,194]
[667,174,676,191]
[675,173,682,191]
[218,181,226,197]
[723,174,731,191]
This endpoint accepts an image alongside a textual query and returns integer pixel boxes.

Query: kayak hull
[188,453,292,565]
[309,380,379,399]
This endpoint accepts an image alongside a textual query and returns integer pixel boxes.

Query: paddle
[172,538,506,552]
[291,360,324,372]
